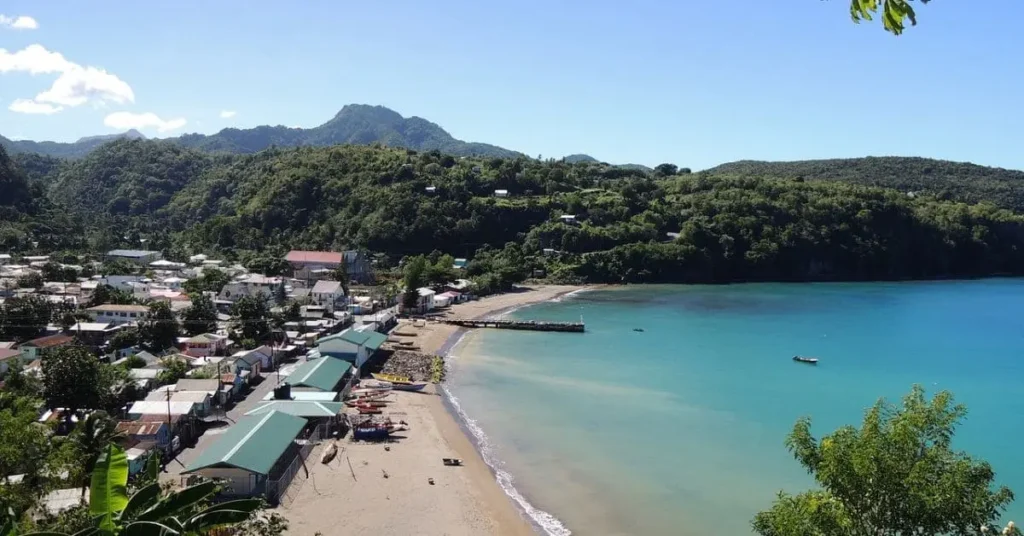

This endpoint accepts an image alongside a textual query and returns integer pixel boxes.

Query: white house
[183,333,229,358]
[86,304,150,326]
[218,274,282,303]
[494,189,509,198]
[127,401,196,420]
[310,280,345,312]
[416,287,436,313]
[150,259,186,271]
[101,275,144,292]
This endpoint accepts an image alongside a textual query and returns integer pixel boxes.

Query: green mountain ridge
[4,141,1024,288]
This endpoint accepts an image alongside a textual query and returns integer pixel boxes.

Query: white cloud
[0,15,38,30]
[0,44,134,114]
[104,111,187,133]
[8,98,62,115]
[219,110,236,119]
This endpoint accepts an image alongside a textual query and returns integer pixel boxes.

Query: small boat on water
[792,356,819,365]
[633,328,645,333]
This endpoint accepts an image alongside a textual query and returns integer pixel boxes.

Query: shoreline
[425,285,593,536]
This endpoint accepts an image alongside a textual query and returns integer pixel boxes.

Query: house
[218,274,283,303]
[436,291,462,308]
[116,421,171,453]
[0,254,10,265]
[171,391,212,417]
[230,351,263,382]
[67,322,122,349]
[453,258,467,270]
[86,304,150,326]
[100,275,144,292]
[182,411,308,498]
[107,249,162,265]
[183,333,228,358]
[127,400,196,420]
[494,189,509,198]
[284,357,352,392]
[559,214,578,224]
[0,348,21,375]
[176,378,227,405]
[310,280,345,312]
[19,334,74,361]
[286,250,372,284]
[149,259,185,271]
[315,328,388,368]
[232,346,275,371]
[415,287,436,313]
[160,277,186,290]
[138,413,198,447]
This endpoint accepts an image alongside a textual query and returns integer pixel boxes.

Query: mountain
[1,105,525,160]
[563,154,600,164]
[704,157,1024,211]
[0,130,149,159]
[76,129,147,144]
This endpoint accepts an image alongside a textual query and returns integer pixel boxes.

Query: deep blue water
[444,280,1024,535]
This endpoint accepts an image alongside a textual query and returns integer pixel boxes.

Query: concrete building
[106,250,163,265]
[86,304,150,326]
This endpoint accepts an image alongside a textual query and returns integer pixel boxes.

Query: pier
[438,318,585,333]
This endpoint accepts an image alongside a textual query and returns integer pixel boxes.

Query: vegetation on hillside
[3,142,1024,288]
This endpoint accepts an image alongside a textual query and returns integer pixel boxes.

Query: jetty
[439,318,585,333]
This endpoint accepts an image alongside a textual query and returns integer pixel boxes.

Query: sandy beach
[282,285,584,536]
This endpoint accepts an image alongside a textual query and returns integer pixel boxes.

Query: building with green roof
[285,356,352,392]
[182,411,306,497]
[316,328,389,367]
[245,400,344,418]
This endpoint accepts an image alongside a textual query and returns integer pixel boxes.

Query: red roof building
[285,250,343,267]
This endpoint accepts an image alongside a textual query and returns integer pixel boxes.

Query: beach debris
[382,469,389,479]
[346,455,357,481]
[384,446,391,452]
[320,442,338,465]
[428,478,435,485]
[443,458,463,466]
[375,350,439,382]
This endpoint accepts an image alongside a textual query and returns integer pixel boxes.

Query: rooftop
[86,304,149,313]
[244,400,345,418]
[23,334,74,349]
[0,348,20,361]
[311,280,342,294]
[107,249,160,258]
[128,400,196,416]
[317,328,388,352]
[286,250,342,265]
[115,421,167,436]
[286,356,351,391]
[174,379,220,394]
[183,411,306,475]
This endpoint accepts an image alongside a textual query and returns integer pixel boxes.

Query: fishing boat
[392,382,427,392]
[348,388,391,398]
[792,356,819,365]
[345,399,387,408]
[372,372,413,384]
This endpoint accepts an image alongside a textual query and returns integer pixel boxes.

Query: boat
[792,356,819,365]
[372,372,413,384]
[355,406,382,414]
[633,328,645,332]
[345,399,387,408]
[391,382,428,392]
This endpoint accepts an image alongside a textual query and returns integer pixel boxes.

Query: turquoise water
[443,280,1024,535]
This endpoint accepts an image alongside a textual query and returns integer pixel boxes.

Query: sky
[1,0,1023,170]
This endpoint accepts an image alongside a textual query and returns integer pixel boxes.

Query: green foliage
[90,443,129,532]
[231,295,270,343]
[108,329,140,353]
[87,285,137,308]
[752,385,1015,536]
[41,346,103,419]
[137,302,179,352]
[181,269,230,296]
[40,263,79,283]
[122,354,146,369]
[100,259,140,277]
[156,358,189,386]
[180,294,217,336]
[402,256,427,309]
[74,412,125,492]
[0,295,53,341]
[849,0,930,35]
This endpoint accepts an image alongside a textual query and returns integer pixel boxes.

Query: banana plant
[8,444,261,536]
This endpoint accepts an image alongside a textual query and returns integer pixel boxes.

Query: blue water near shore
[443,280,1024,535]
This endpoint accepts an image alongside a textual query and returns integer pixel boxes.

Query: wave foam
[440,384,572,536]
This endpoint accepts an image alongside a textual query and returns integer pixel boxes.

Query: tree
[71,411,124,494]
[245,256,290,277]
[849,0,930,35]
[41,346,103,425]
[100,258,138,276]
[333,258,350,295]
[87,284,136,307]
[752,385,1016,536]
[425,254,456,287]
[156,357,189,385]
[107,327,140,352]
[402,256,427,310]
[181,293,218,336]
[15,272,43,289]
[138,301,179,351]
[232,295,270,342]
[654,163,678,177]
[1,295,53,340]
[272,283,288,306]
[182,268,231,295]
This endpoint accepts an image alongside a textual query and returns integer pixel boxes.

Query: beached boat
[354,406,382,414]
[792,356,819,365]
[372,372,413,384]
[345,399,387,408]
[347,388,391,398]
[392,382,428,392]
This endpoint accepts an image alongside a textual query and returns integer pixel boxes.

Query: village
[0,248,484,520]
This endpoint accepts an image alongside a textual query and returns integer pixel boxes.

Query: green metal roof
[317,329,388,351]
[183,411,305,475]
[244,401,345,418]
[286,357,351,391]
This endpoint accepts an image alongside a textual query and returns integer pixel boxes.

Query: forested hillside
[6,141,1024,288]
[705,157,1024,211]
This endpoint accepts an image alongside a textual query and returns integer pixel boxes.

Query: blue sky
[1,0,1022,170]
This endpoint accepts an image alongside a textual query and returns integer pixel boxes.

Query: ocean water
[443,280,1024,535]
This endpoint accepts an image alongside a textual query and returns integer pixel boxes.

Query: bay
[444,280,1024,535]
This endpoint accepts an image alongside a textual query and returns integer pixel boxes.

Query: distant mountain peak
[76,129,147,144]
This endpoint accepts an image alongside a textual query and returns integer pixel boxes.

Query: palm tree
[73,412,125,495]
